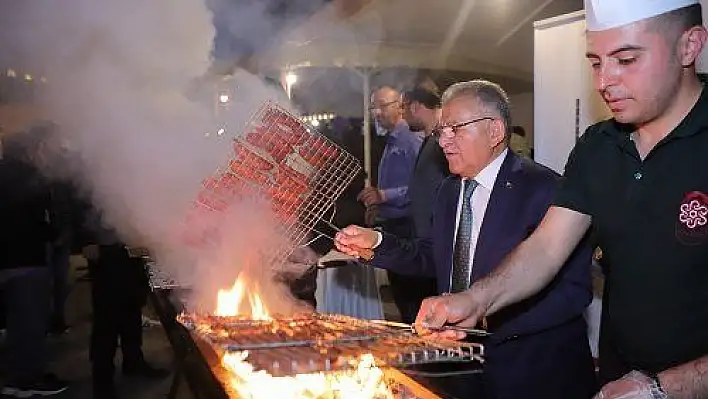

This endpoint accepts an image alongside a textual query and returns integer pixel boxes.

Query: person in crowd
[509,125,531,158]
[0,131,68,397]
[81,206,169,399]
[357,86,426,323]
[402,85,449,238]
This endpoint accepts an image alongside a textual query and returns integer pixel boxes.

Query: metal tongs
[371,319,492,338]
[300,215,375,262]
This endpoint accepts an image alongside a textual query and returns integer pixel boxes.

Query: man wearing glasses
[357,86,426,324]
[337,80,596,399]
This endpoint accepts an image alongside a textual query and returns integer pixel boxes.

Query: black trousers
[89,245,148,383]
[377,217,438,324]
[3,268,51,383]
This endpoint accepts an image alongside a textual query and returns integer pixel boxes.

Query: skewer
[318,219,375,261]
[370,319,492,337]
[294,219,375,262]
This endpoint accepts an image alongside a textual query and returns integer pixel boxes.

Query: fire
[215,273,270,320]
[214,274,394,397]
[222,352,394,399]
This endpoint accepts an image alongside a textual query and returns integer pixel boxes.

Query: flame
[214,274,395,397]
[215,273,270,320]
[222,352,394,399]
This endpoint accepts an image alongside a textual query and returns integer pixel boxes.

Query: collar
[464,148,508,191]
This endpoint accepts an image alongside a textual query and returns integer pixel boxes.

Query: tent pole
[362,69,372,186]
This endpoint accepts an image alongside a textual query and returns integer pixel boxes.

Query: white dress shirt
[450,149,508,289]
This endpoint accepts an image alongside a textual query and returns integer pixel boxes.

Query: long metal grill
[181,102,361,267]
[177,313,485,377]
[145,262,469,398]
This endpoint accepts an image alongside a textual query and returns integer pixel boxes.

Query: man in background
[509,125,531,158]
[81,207,169,398]
[357,86,424,323]
[402,85,449,238]
[0,132,68,397]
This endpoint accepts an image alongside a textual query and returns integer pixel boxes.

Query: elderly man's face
[370,88,403,131]
[438,97,504,178]
[585,20,704,125]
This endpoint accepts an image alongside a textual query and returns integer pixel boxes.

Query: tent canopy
[256,0,584,93]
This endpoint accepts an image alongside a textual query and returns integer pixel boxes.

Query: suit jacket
[372,151,596,399]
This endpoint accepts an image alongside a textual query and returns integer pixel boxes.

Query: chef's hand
[334,225,379,258]
[357,187,385,207]
[594,371,662,399]
[414,290,489,341]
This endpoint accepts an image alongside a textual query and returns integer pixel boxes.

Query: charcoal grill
[146,262,485,399]
[177,313,484,377]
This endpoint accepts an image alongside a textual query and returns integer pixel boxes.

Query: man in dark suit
[335,80,596,399]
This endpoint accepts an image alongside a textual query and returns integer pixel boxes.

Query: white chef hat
[585,0,700,31]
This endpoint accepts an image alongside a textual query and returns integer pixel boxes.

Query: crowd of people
[0,128,168,398]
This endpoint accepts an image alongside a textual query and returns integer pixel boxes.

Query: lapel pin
[505,181,513,189]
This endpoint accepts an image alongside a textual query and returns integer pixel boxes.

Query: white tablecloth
[315,251,384,320]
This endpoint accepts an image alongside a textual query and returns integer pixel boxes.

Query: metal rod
[362,69,372,186]
[303,219,374,262]
[370,319,491,337]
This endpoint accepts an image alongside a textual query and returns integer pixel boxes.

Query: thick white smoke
[1,0,314,314]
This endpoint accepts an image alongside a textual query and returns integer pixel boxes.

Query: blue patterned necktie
[451,179,479,293]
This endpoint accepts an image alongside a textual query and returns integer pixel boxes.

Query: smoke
[1,0,318,314]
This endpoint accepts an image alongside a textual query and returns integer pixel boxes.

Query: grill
[182,102,361,268]
[177,312,484,377]
[146,263,485,399]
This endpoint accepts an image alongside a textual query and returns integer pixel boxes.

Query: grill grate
[178,313,484,377]
[180,102,361,268]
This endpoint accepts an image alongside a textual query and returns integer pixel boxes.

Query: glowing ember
[215,273,270,320]
[222,352,394,399]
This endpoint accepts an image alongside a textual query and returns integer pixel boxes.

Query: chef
[415,1,708,398]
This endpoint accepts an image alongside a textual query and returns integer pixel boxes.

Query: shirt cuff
[372,231,383,249]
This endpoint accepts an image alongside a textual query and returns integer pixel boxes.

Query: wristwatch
[644,371,668,399]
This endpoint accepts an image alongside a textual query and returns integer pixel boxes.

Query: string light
[300,113,336,125]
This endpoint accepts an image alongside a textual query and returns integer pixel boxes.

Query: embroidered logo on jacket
[676,191,708,245]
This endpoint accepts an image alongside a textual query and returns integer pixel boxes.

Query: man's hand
[357,187,385,207]
[594,371,663,399]
[414,289,490,340]
[334,225,379,258]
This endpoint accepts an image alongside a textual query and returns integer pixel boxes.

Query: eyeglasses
[369,100,400,111]
[432,117,495,141]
